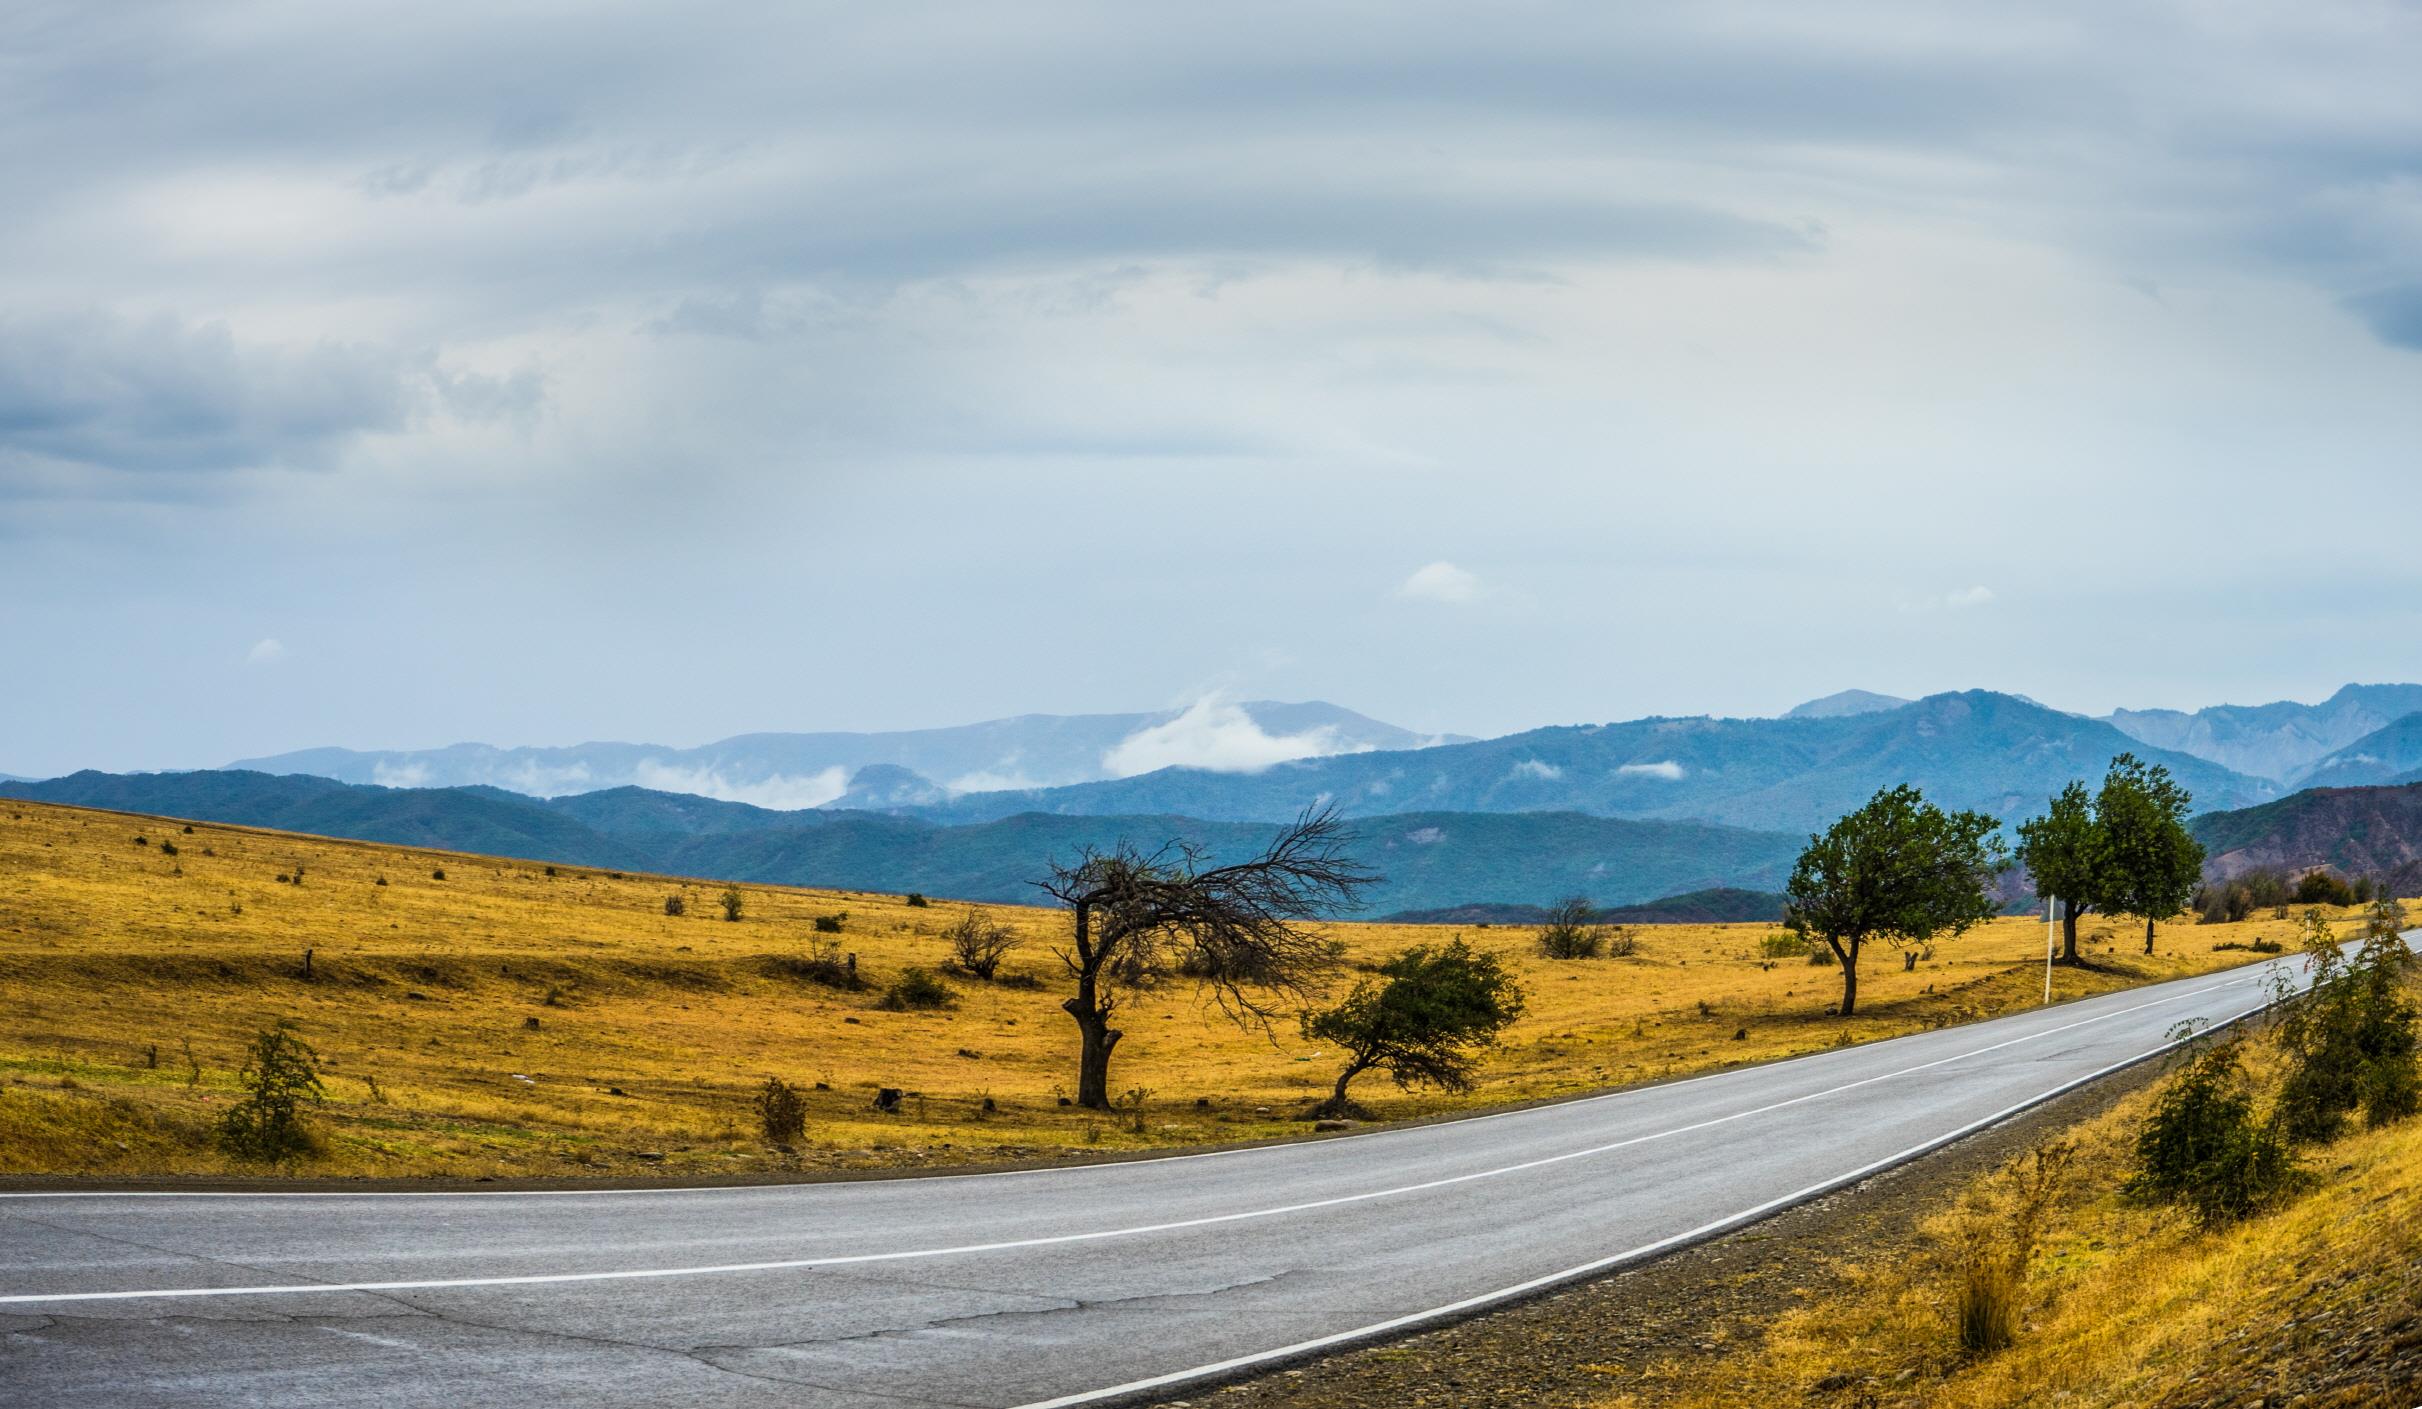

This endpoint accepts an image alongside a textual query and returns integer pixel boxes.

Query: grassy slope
[1601,976,2422,1408]
[0,799,2321,1182]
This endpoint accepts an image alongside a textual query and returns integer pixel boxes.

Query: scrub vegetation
[1595,903,2422,1409]
[0,799,2346,1182]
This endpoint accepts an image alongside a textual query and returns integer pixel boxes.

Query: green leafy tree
[1785,785,2007,1017]
[1302,938,1526,1117]
[2016,780,2109,966]
[217,1022,327,1162]
[2098,754,2204,954]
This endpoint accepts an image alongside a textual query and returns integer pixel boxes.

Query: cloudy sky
[5,2,2421,776]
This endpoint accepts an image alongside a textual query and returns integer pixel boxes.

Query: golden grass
[1601,976,2422,1409]
[0,798,2332,1182]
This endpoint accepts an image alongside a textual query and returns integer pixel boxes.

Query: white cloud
[1510,758,1562,780]
[1945,585,1996,610]
[369,760,428,788]
[1103,696,1369,776]
[629,760,848,810]
[1617,760,1686,780]
[244,637,287,665]
[946,766,1044,794]
[1397,561,1482,604]
[1404,825,1446,845]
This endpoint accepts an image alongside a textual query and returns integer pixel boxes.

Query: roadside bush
[663,894,685,917]
[719,887,745,922]
[880,967,953,1011]
[1536,895,1608,959]
[2125,1037,2297,1226]
[942,906,1021,980]
[2275,904,2418,1142]
[754,1076,806,1145]
[217,1023,327,1163]
[1945,1142,2074,1357]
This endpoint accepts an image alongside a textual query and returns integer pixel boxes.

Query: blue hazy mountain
[0,771,1800,914]
[910,691,2272,834]
[2104,683,2422,784]
[2288,713,2422,790]
[226,701,1466,806]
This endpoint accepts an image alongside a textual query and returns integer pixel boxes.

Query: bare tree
[942,906,1022,980]
[1036,806,1377,1109]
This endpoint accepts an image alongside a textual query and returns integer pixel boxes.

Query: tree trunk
[1836,938,1859,1017]
[2061,900,2082,965]
[1065,993,1122,1110]
[2143,915,2157,955]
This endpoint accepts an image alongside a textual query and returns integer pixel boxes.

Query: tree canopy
[2097,753,2204,953]
[1302,938,1526,1117]
[2016,778,2109,964]
[1785,785,2006,1016]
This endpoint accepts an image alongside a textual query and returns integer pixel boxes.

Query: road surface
[0,943,2373,1408]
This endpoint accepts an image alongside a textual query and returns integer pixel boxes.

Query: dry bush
[1942,1140,2076,1356]
[942,906,1021,980]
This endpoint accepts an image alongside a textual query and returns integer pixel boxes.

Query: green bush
[2275,906,2418,1142]
[813,913,845,934]
[880,967,953,1011]
[754,1076,807,1145]
[719,887,744,922]
[2125,1038,2297,1225]
[216,1023,327,1163]
[1760,932,1809,959]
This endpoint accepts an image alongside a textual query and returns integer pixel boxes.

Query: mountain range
[226,700,1461,809]
[0,770,1802,916]
[891,691,2274,834]
[2103,684,2422,784]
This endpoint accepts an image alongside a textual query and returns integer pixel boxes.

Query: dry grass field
[1599,968,2422,1409]
[0,798,2331,1183]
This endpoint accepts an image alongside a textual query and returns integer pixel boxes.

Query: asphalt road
[0,943,2375,1409]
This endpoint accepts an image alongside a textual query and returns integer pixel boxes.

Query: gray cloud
[3,2,2421,776]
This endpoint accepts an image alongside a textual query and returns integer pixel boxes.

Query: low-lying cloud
[630,760,848,810]
[1617,760,1686,781]
[1103,697,1368,777]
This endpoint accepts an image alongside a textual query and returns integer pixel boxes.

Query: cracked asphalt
[0,945,2361,1409]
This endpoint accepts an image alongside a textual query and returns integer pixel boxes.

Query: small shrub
[160,840,178,856]
[755,1076,807,1145]
[719,887,744,922]
[904,892,929,908]
[544,865,557,877]
[663,894,686,917]
[2126,1037,2297,1225]
[374,876,387,886]
[1536,895,1607,959]
[431,868,445,881]
[880,967,953,1011]
[1760,932,1809,959]
[813,913,845,934]
[1603,925,1639,958]
[216,1023,326,1163]
[943,906,1021,980]
[1806,944,1837,967]
[771,939,864,990]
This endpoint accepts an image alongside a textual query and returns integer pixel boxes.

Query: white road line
[1016,987,2285,1409]
[0,968,2268,1306]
